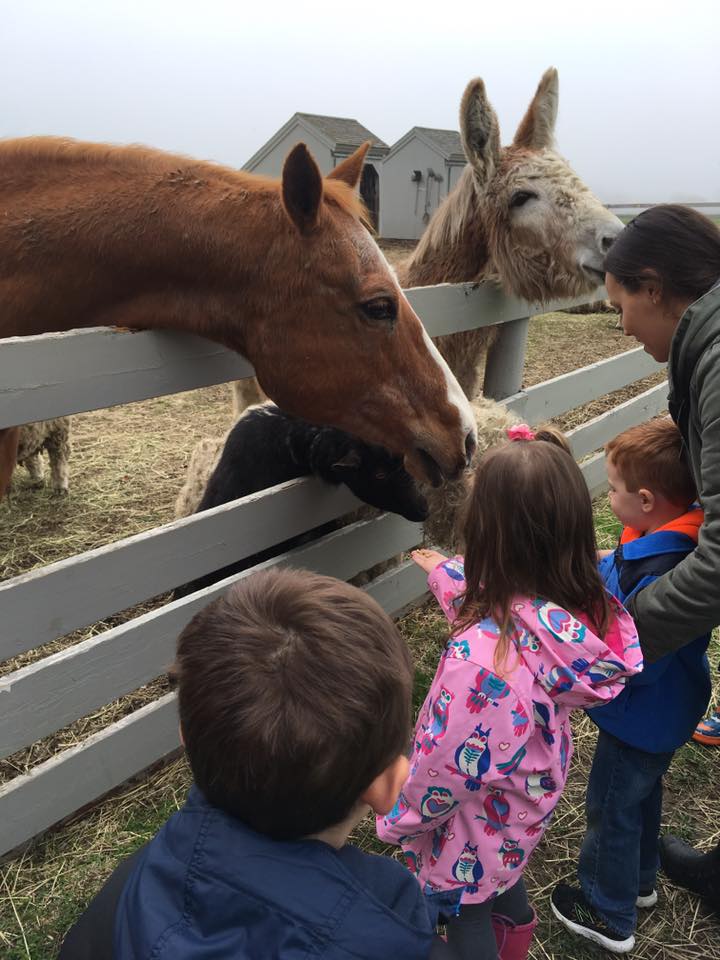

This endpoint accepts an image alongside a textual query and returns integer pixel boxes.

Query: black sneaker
[636,888,657,908]
[551,883,635,954]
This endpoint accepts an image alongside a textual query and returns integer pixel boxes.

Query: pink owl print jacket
[377,558,643,905]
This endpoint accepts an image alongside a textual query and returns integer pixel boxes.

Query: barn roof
[386,127,467,164]
[296,113,389,151]
[243,113,388,170]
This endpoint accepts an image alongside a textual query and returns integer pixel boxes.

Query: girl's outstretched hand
[411,548,448,573]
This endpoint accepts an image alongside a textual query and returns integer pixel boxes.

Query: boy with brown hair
[60,568,443,960]
[552,418,712,953]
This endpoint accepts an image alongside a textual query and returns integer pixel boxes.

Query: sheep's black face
[331,447,429,522]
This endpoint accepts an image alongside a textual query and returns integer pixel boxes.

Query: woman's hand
[411,548,448,573]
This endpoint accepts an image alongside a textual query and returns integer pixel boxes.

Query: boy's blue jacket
[588,507,711,753]
[110,786,434,959]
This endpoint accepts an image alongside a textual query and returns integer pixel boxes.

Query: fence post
[482,316,530,400]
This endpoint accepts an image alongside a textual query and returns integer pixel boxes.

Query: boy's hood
[620,505,703,546]
[509,596,643,709]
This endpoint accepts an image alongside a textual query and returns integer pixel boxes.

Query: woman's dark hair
[452,427,611,672]
[604,204,720,301]
[171,567,413,840]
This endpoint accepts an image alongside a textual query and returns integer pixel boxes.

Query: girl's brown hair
[452,426,611,672]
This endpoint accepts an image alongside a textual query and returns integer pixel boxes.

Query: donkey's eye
[361,297,397,324]
[509,190,538,209]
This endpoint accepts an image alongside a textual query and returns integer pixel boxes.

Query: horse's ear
[513,67,558,151]
[460,78,501,188]
[327,141,370,189]
[282,143,323,234]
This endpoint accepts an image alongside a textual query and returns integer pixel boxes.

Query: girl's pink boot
[491,911,538,960]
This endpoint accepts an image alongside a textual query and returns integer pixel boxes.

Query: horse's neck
[0,149,282,348]
[400,167,492,287]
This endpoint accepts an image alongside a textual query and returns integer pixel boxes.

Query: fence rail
[0,281,668,857]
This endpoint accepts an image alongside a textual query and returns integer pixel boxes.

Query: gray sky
[3,0,719,202]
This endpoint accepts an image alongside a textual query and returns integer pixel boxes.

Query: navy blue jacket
[61,786,435,960]
[588,520,711,753]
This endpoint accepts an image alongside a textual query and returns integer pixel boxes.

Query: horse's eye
[375,470,387,481]
[361,297,397,324]
[509,190,538,209]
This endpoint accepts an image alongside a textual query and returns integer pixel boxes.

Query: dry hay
[0,297,689,958]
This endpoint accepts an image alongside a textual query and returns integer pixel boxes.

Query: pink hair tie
[506,424,535,442]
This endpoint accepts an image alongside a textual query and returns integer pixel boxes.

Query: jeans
[578,730,674,937]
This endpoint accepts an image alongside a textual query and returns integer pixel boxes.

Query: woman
[601,204,720,909]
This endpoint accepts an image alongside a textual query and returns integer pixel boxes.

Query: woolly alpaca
[422,397,519,550]
[397,67,624,400]
[178,396,518,575]
[173,402,429,597]
[11,419,72,494]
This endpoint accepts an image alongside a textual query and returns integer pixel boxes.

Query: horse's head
[460,68,623,302]
[250,143,476,485]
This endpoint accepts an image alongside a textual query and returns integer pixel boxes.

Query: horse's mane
[0,136,370,225]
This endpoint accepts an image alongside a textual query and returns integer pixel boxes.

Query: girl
[377,426,643,960]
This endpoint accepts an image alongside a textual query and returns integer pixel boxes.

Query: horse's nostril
[465,431,477,465]
[600,234,616,253]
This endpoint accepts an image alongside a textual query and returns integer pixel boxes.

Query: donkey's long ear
[460,78,501,188]
[282,143,323,234]
[327,141,370,189]
[513,68,558,151]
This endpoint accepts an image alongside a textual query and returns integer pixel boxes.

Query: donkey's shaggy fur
[15,418,72,494]
[397,68,624,400]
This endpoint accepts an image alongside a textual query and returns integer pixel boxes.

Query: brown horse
[0,137,476,493]
[397,68,624,398]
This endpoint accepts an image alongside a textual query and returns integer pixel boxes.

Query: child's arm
[376,658,531,845]
[412,552,467,624]
[597,549,614,559]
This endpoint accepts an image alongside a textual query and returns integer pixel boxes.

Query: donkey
[397,67,624,399]
[0,138,476,496]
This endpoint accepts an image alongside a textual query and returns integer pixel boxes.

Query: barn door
[360,163,379,228]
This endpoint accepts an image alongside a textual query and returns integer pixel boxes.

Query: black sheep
[174,403,428,597]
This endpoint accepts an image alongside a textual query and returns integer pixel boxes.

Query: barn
[379,127,467,240]
[243,112,388,226]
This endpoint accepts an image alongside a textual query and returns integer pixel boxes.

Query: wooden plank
[406,283,604,338]
[581,452,609,500]
[0,477,362,661]
[0,328,254,428]
[504,348,665,423]
[0,561,430,856]
[364,558,429,618]
[0,285,604,425]
[0,513,423,759]
[567,382,669,459]
[0,694,180,858]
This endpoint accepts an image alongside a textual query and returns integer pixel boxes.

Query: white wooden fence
[0,283,667,858]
